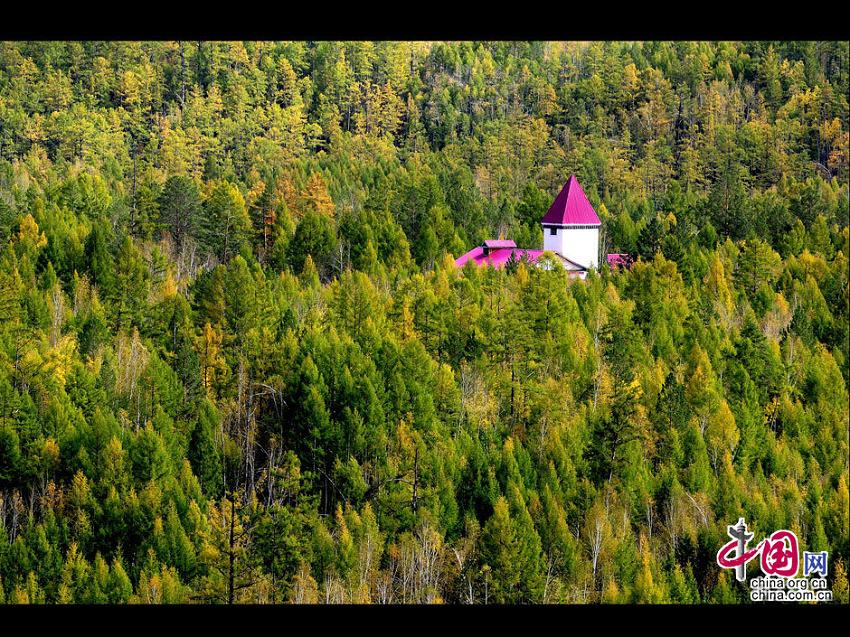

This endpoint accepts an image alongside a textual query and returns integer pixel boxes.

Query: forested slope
[0,41,847,603]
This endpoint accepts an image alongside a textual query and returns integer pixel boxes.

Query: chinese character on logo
[803,551,828,577]
[760,530,799,577]
[716,518,762,582]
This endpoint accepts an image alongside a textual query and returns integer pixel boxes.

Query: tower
[541,175,601,269]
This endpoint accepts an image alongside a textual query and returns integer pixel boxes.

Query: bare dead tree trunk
[228,494,235,605]
[590,519,602,590]
[543,552,556,603]
[131,144,137,232]
[412,446,418,514]
[180,41,187,106]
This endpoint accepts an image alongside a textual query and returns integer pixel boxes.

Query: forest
[0,40,847,604]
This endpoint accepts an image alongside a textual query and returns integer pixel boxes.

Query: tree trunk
[412,447,419,514]
[130,145,137,231]
[228,495,235,605]
[180,41,187,106]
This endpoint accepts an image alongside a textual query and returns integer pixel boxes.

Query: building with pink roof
[483,239,517,249]
[541,175,601,269]
[606,253,634,270]
[541,175,602,226]
[454,175,630,276]
[454,246,587,274]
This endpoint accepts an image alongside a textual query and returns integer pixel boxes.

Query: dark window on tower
[550,227,557,235]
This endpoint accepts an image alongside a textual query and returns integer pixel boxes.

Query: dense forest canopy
[0,40,847,604]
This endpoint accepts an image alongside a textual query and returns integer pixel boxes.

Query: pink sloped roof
[455,247,589,271]
[541,175,601,226]
[484,239,517,248]
[455,247,545,268]
[606,253,633,269]
[455,246,486,267]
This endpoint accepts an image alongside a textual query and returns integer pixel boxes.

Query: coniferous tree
[158,175,202,250]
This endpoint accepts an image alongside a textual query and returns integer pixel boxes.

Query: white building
[540,175,601,269]
[455,175,625,276]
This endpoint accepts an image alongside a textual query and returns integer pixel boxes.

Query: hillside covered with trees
[0,40,847,604]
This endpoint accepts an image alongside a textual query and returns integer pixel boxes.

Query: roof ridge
[541,175,601,226]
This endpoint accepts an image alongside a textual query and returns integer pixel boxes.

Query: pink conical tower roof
[541,175,601,226]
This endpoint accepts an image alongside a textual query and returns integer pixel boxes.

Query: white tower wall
[543,225,567,256]
[543,225,599,269]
